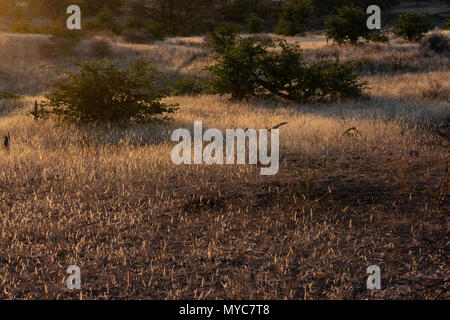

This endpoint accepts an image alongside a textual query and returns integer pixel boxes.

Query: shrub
[206,36,268,100]
[205,24,241,55]
[44,16,85,40]
[121,22,166,44]
[0,91,22,116]
[441,19,450,30]
[422,81,445,100]
[121,29,151,44]
[275,0,314,36]
[205,30,365,102]
[171,76,210,96]
[221,0,273,24]
[369,31,390,43]
[258,40,365,101]
[394,13,434,42]
[247,15,264,33]
[76,0,124,16]
[37,59,178,125]
[421,33,450,55]
[325,5,371,44]
[37,36,80,58]
[0,91,20,100]
[88,38,113,57]
[85,6,122,35]
[10,19,32,33]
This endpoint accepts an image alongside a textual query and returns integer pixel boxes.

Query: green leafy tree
[394,13,434,41]
[38,59,178,125]
[146,0,220,36]
[421,34,450,55]
[76,0,124,16]
[259,40,364,101]
[221,0,273,24]
[311,0,399,16]
[25,0,71,18]
[85,6,122,34]
[206,34,269,100]
[205,23,241,55]
[442,19,450,30]
[275,0,314,36]
[205,27,365,102]
[325,5,371,44]
[247,15,264,33]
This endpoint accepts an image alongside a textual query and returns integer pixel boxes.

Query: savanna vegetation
[0,0,449,300]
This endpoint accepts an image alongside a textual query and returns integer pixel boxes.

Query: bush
[205,29,365,102]
[121,29,151,44]
[394,13,434,42]
[44,16,85,40]
[275,0,314,36]
[369,31,390,43]
[247,15,264,33]
[76,0,124,16]
[85,6,122,35]
[0,91,20,100]
[38,36,81,58]
[325,5,371,44]
[422,81,445,100]
[421,33,450,55]
[258,40,365,101]
[121,21,166,44]
[37,59,178,125]
[10,19,32,33]
[88,39,113,57]
[205,24,241,55]
[206,36,268,100]
[442,19,450,30]
[221,0,274,24]
[171,76,210,96]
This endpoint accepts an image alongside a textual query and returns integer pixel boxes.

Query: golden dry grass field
[0,31,449,299]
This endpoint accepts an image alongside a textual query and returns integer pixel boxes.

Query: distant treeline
[0,0,410,38]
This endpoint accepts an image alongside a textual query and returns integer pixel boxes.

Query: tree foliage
[205,27,365,102]
[394,13,434,42]
[275,0,314,36]
[38,59,178,125]
[325,5,371,44]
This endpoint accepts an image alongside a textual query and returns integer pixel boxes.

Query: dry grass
[0,31,449,300]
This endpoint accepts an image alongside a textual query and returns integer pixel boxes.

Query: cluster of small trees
[324,5,435,45]
[36,26,367,126]
[4,0,441,41]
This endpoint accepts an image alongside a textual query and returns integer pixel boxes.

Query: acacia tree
[311,0,399,16]
[275,0,314,36]
[205,27,365,102]
[24,0,71,19]
[394,13,434,41]
[76,0,124,16]
[38,59,178,125]
[325,5,371,44]
[145,0,221,36]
